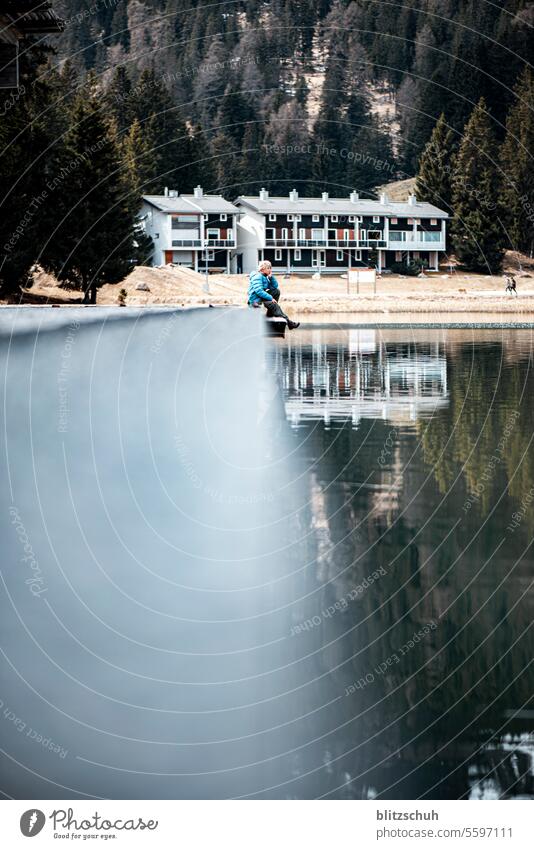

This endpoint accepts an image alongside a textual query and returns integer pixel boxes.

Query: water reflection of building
[274,331,448,426]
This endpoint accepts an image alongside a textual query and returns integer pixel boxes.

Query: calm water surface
[2,313,533,800]
[271,326,534,799]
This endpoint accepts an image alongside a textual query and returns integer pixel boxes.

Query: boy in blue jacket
[247,261,300,329]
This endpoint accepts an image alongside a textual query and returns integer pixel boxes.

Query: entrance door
[314,249,326,268]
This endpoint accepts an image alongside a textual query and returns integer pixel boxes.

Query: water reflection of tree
[294,352,534,798]
[418,343,534,531]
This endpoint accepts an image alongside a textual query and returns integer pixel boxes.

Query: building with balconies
[234,189,448,274]
[140,187,239,272]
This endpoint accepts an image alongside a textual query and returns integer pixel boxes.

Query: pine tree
[263,101,311,193]
[416,113,456,213]
[451,98,505,273]
[40,75,137,303]
[500,69,534,256]
[240,121,266,194]
[0,49,66,296]
[106,66,133,134]
[128,68,196,193]
[209,131,242,194]
[122,118,152,195]
[216,80,254,147]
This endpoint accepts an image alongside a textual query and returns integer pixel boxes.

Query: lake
[1,311,533,799]
[269,325,534,799]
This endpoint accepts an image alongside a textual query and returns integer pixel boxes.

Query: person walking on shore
[247,261,300,329]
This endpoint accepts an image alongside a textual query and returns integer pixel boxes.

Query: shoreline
[2,303,534,330]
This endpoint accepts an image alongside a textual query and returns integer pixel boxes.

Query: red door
[164,251,173,264]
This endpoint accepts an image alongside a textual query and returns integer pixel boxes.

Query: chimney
[163,187,169,197]
[350,191,359,203]
[259,187,269,201]
[289,189,299,202]
[169,189,178,198]
[380,193,388,205]
[193,185,203,198]
[322,191,329,202]
[408,194,417,206]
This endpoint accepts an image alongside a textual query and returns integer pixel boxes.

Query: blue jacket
[247,272,280,305]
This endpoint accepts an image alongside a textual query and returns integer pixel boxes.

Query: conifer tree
[451,98,505,273]
[416,113,456,212]
[216,80,254,147]
[500,69,534,256]
[128,68,196,192]
[0,50,65,296]
[40,75,137,303]
[123,118,152,195]
[106,66,133,134]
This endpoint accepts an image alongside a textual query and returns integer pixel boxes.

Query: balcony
[172,239,202,247]
[171,239,235,249]
[265,238,299,247]
[204,238,235,247]
[388,231,444,250]
[265,238,387,249]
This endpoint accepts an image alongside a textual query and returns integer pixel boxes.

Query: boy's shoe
[287,320,300,330]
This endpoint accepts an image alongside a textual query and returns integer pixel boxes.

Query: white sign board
[348,267,376,284]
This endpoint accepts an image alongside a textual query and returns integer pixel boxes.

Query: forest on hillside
[53,0,534,177]
[1,1,533,298]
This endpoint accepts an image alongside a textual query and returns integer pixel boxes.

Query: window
[407,218,414,225]
[330,214,338,222]
[373,216,380,223]
[349,215,355,222]
[368,230,381,241]
[395,251,402,262]
[295,215,301,221]
[275,249,282,261]
[265,228,275,240]
[220,213,227,221]
[391,218,398,225]
[203,214,208,221]
[299,228,306,240]
[336,250,344,261]
[312,214,320,222]
[354,250,362,261]
[269,214,276,221]
[413,251,420,259]
[288,214,294,221]
[172,214,200,230]
[431,218,437,225]
[281,228,288,240]
[294,249,301,261]
[312,229,324,240]
[207,229,219,239]
[202,250,215,260]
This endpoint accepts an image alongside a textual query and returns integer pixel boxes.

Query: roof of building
[235,194,449,218]
[1,2,64,36]
[142,193,239,215]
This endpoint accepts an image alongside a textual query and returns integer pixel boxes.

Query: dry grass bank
[4,253,534,317]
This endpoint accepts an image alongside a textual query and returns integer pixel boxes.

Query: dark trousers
[264,288,291,323]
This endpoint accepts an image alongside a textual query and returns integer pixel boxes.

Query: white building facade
[140,187,239,272]
[234,189,448,274]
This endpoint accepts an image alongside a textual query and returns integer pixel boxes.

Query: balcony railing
[171,239,234,248]
[265,238,387,249]
[204,238,236,247]
[389,231,443,243]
